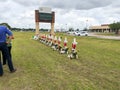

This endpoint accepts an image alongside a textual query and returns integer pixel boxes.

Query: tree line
[109,22,120,34]
[1,22,120,34]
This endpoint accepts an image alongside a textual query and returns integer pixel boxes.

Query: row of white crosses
[39,34,78,59]
[68,38,78,59]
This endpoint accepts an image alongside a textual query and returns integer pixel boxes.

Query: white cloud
[12,0,40,6]
[0,0,120,30]
[41,0,113,10]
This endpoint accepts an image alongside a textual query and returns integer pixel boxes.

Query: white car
[74,31,88,36]
[67,31,75,35]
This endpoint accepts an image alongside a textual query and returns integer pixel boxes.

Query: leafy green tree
[83,28,88,31]
[109,22,120,34]
[69,27,74,32]
[76,28,79,31]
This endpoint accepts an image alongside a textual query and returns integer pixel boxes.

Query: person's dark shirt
[0,25,13,43]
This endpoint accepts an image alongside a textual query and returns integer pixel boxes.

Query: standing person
[0,23,16,76]
[2,35,14,65]
[0,51,1,61]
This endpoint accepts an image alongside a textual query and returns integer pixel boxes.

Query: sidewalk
[89,33,120,40]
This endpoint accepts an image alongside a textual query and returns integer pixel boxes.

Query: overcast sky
[0,0,120,30]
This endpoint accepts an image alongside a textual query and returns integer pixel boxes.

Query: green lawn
[0,32,120,90]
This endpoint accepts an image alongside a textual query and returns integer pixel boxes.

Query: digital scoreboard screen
[39,13,52,22]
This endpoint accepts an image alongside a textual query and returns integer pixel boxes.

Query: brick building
[89,24,115,32]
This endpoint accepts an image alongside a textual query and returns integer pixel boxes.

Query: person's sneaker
[0,74,3,77]
[3,63,6,65]
[10,69,17,73]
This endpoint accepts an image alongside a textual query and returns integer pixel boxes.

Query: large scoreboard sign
[39,13,52,22]
[35,7,55,35]
[35,7,55,23]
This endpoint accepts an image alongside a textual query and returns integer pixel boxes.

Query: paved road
[88,33,120,40]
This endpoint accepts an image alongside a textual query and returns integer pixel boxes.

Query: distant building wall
[89,24,114,33]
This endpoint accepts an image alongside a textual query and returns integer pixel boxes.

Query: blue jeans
[2,46,12,65]
[0,43,14,75]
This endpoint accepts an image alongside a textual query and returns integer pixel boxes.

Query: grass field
[0,31,120,90]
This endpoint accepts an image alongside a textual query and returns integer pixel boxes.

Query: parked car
[67,31,75,35]
[74,31,88,36]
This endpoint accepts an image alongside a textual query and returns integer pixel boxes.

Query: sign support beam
[35,8,55,35]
